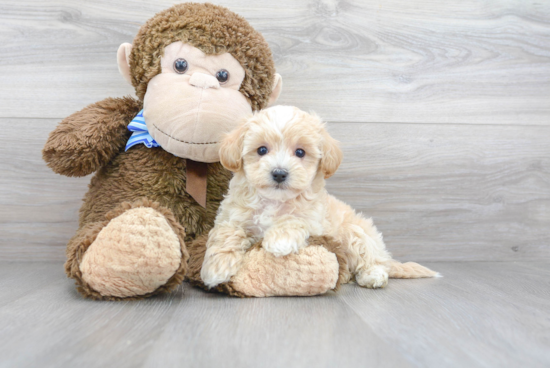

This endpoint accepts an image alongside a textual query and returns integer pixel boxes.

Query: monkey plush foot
[187,235,348,297]
[66,200,188,300]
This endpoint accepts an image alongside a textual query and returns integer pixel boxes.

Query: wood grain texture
[327,122,550,262]
[1,0,549,124]
[0,261,548,368]
[339,262,550,368]
[1,118,548,262]
[1,1,548,365]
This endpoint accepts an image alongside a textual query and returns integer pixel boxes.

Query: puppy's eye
[216,69,229,84]
[295,149,306,158]
[173,58,188,74]
[257,146,268,156]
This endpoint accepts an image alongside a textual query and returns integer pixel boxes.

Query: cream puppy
[201,106,438,289]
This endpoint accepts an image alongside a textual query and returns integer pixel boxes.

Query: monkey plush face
[144,42,252,162]
[116,3,283,162]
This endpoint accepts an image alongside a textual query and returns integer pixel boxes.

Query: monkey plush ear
[219,123,248,172]
[117,43,133,85]
[267,73,283,107]
[320,128,343,179]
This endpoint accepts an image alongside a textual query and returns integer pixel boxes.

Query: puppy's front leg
[201,223,251,288]
[262,215,310,257]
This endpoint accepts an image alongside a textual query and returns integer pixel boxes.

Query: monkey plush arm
[43,96,142,177]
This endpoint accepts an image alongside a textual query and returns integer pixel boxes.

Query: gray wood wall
[1,0,549,261]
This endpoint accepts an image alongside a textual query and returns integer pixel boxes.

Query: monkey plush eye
[173,58,188,74]
[257,146,268,156]
[295,149,306,158]
[216,69,229,84]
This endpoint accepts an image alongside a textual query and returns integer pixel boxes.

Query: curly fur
[201,106,439,289]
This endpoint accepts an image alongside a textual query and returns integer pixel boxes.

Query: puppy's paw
[200,249,243,288]
[356,265,389,289]
[262,230,308,257]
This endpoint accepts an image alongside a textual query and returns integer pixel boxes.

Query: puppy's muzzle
[271,169,288,183]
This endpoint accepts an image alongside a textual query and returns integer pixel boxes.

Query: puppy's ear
[219,123,248,172]
[320,127,343,179]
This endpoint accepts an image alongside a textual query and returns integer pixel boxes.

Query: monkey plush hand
[42,3,342,300]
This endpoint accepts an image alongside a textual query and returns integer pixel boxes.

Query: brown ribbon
[186,160,208,208]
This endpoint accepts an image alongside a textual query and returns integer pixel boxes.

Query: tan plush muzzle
[141,42,253,162]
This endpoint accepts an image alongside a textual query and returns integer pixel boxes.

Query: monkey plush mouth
[143,73,253,162]
[149,121,219,146]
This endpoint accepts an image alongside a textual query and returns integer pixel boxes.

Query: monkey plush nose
[271,169,288,183]
[189,73,220,89]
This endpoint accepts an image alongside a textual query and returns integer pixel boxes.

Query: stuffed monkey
[43,3,344,300]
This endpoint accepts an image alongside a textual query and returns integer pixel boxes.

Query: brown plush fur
[187,235,348,297]
[43,96,141,177]
[77,130,231,241]
[43,96,231,243]
[130,3,275,111]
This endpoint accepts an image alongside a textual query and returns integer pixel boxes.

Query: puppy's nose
[272,169,288,183]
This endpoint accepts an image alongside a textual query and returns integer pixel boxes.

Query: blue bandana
[125,110,160,151]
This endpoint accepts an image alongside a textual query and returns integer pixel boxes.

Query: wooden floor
[1,1,549,367]
[0,261,548,368]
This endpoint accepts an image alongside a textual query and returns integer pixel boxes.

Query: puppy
[201,106,438,289]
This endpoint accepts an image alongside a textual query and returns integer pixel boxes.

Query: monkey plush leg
[65,200,188,301]
[187,235,348,297]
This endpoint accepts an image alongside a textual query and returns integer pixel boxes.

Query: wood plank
[0,262,411,368]
[0,262,64,308]
[1,118,548,261]
[0,262,184,368]
[0,262,548,367]
[142,287,410,368]
[1,0,549,124]
[326,122,550,261]
[339,262,550,368]
[0,117,88,261]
